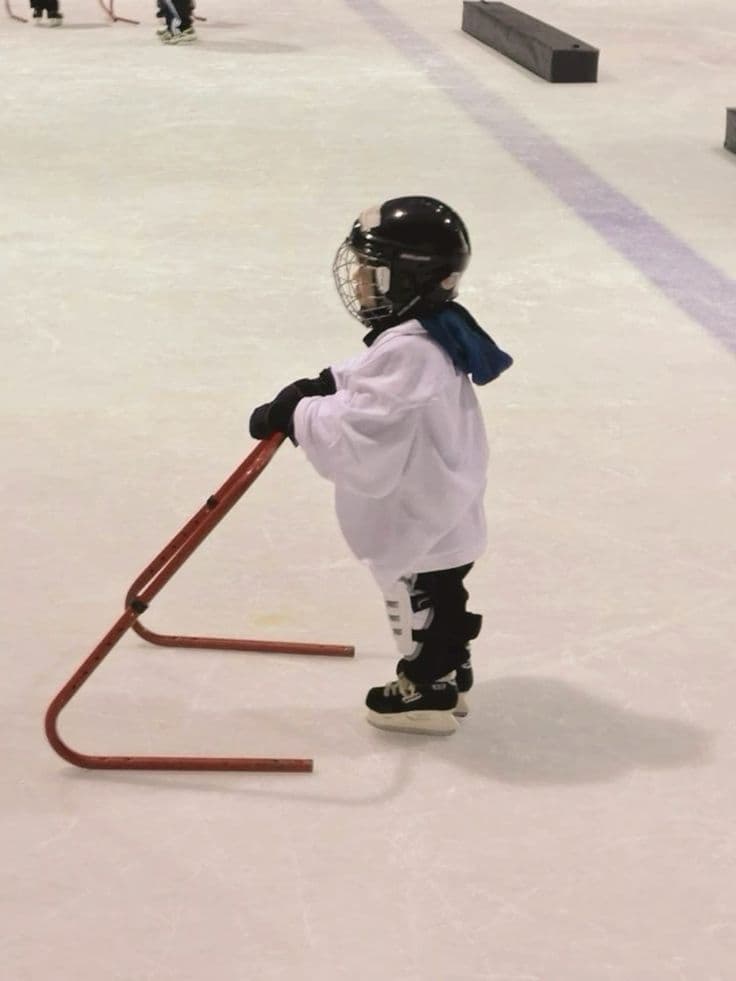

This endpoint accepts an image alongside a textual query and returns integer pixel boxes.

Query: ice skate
[366,673,459,735]
[48,14,62,26]
[161,26,197,44]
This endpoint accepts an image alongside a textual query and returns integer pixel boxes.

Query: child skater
[156,0,195,43]
[249,196,512,735]
[30,1,62,25]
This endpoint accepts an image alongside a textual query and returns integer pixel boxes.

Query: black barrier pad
[725,108,736,154]
[462,2,598,83]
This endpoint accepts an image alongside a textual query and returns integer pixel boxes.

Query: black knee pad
[463,611,482,642]
[412,609,481,648]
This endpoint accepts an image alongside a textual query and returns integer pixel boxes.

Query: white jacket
[292,320,489,589]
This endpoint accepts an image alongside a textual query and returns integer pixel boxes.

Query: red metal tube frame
[97,2,204,26]
[45,433,354,773]
[98,0,139,25]
[5,1,28,22]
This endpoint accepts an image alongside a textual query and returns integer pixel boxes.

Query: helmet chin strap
[395,294,422,319]
[393,271,464,322]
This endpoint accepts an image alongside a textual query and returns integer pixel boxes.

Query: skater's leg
[366,564,481,734]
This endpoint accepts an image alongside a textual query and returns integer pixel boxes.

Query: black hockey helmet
[332,196,471,330]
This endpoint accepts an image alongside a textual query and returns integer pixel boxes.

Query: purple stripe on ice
[345,0,736,354]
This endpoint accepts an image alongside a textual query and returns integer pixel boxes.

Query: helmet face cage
[332,241,393,327]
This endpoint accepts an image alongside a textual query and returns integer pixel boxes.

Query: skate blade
[453,693,469,718]
[366,709,459,736]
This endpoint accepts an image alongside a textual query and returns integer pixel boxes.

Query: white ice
[3,2,736,979]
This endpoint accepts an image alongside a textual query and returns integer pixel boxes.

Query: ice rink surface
[3,1,736,978]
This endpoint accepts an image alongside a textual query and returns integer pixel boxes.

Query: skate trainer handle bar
[45,433,354,774]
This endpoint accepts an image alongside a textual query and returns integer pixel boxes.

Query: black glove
[249,368,336,441]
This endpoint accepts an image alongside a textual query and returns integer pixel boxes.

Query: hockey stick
[45,433,354,773]
[98,0,138,25]
[4,1,28,22]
